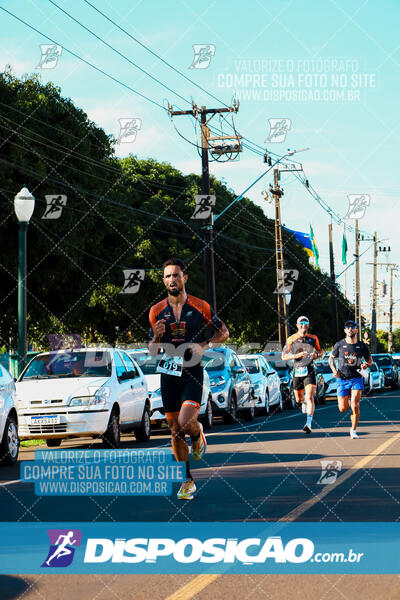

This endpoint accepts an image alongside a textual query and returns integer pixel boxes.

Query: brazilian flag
[342,226,348,265]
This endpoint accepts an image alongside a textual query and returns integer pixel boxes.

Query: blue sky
[1,0,400,329]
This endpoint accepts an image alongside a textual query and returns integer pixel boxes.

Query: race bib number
[156,355,183,377]
[295,366,308,377]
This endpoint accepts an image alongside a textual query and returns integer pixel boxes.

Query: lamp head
[14,186,35,223]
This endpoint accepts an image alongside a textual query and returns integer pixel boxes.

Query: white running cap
[297,316,310,325]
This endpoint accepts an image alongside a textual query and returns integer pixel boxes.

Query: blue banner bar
[0,523,398,574]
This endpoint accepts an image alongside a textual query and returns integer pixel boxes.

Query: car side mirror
[119,370,135,382]
[232,366,244,375]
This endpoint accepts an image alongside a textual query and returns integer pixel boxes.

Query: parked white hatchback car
[16,348,150,448]
[0,364,19,465]
[239,354,283,414]
[315,360,337,397]
[365,362,385,393]
[128,348,214,429]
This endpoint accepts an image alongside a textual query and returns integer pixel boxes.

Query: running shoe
[303,424,312,434]
[192,422,207,460]
[350,428,359,439]
[177,479,196,500]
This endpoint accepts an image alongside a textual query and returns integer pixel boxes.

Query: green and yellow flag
[310,225,319,267]
[342,225,348,265]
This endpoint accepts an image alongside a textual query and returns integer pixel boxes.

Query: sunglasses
[345,325,358,330]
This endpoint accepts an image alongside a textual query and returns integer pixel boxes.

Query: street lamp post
[14,186,35,376]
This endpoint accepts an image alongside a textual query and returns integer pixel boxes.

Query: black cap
[344,320,358,328]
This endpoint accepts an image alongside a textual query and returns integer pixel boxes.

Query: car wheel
[223,392,237,424]
[319,387,326,405]
[46,439,62,448]
[134,405,151,442]
[242,403,255,421]
[102,409,121,448]
[284,386,296,410]
[200,396,213,430]
[263,391,270,415]
[275,390,283,413]
[0,415,19,466]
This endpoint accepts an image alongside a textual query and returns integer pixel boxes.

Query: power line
[81,0,230,109]
[48,0,191,108]
[0,152,279,251]
[1,6,299,172]
[0,5,377,243]
[0,6,166,111]
[81,0,303,166]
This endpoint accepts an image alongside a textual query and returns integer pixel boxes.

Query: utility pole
[388,266,395,353]
[168,101,239,310]
[369,262,397,352]
[355,220,361,338]
[199,108,216,310]
[271,168,287,346]
[371,232,378,353]
[328,222,339,339]
[268,160,303,344]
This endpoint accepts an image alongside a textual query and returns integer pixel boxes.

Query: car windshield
[373,356,392,367]
[20,350,112,380]
[262,353,288,368]
[242,358,259,374]
[315,363,332,374]
[202,352,225,372]
[273,365,290,376]
[130,352,161,375]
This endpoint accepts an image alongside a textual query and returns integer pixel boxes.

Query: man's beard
[168,287,181,297]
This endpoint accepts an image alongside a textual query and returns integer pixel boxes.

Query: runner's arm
[328,346,339,377]
[148,308,165,357]
[199,303,229,348]
[282,339,304,360]
[199,322,229,347]
[313,336,324,359]
[362,344,373,368]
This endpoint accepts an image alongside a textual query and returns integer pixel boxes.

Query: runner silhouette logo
[42,529,82,568]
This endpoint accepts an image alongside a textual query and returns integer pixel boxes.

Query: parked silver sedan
[239,354,283,415]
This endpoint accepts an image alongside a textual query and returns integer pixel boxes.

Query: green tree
[0,71,352,352]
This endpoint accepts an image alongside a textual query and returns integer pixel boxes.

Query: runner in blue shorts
[329,320,372,438]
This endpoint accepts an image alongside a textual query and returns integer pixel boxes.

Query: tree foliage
[0,71,352,351]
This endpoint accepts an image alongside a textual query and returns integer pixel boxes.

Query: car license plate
[30,415,60,425]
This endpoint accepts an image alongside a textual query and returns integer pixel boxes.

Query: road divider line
[0,480,22,486]
[278,431,400,522]
[165,575,220,600]
[164,431,400,600]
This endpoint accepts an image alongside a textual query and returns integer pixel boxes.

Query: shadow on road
[0,575,31,599]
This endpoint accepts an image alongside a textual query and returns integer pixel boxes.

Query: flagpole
[329,221,339,339]
[342,224,348,299]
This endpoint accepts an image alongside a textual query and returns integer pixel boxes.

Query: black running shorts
[160,366,204,414]
[293,368,316,390]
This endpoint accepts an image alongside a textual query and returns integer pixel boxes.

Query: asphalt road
[1,389,399,599]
